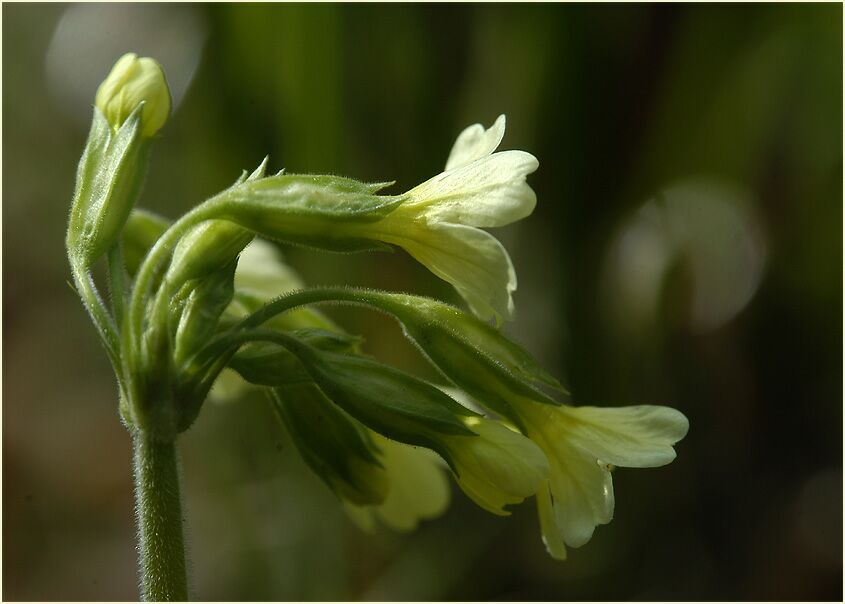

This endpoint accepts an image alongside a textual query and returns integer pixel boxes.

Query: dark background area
[3,3,842,600]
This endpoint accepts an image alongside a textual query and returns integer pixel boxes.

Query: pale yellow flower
[514,402,689,559]
[344,433,451,532]
[443,416,548,515]
[355,115,538,323]
[95,53,171,138]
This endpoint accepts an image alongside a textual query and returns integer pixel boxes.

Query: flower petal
[445,114,506,170]
[562,405,690,468]
[383,222,517,323]
[536,480,568,560]
[345,434,451,532]
[407,150,539,228]
[518,402,688,552]
[444,417,549,516]
[545,440,615,548]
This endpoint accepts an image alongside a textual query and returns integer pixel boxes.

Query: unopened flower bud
[95,53,171,138]
[67,54,171,267]
[166,220,254,288]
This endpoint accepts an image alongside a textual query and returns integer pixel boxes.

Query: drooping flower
[345,418,549,530]
[276,338,550,515]
[338,290,688,559]
[511,401,689,559]
[355,115,538,324]
[195,118,535,324]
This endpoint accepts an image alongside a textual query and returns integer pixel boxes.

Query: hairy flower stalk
[67,55,688,600]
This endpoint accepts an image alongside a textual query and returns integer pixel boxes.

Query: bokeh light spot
[603,180,768,335]
[45,4,206,126]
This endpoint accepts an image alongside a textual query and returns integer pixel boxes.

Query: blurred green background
[3,3,842,600]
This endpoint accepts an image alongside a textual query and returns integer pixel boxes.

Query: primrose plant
[67,54,689,600]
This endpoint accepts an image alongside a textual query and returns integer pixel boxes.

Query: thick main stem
[132,431,188,601]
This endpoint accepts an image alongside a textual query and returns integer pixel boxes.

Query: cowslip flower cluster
[67,54,688,599]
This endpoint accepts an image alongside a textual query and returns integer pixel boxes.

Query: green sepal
[122,209,169,278]
[230,329,363,387]
[247,156,270,181]
[231,342,312,386]
[121,157,270,283]
[215,174,405,252]
[359,180,396,194]
[292,327,364,354]
[269,385,388,506]
[173,259,238,369]
[231,156,270,187]
[256,289,566,427]
[166,220,254,287]
[67,106,149,267]
[394,295,563,390]
[277,337,478,449]
[374,294,565,426]
[152,261,238,436]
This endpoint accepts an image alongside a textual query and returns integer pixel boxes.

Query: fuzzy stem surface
[133,431,188,601]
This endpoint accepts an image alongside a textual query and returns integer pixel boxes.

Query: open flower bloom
[511,402,689,560]
[354,115,538,324]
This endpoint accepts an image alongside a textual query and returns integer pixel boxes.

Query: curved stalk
[190,288,390,381]
[236,287,391,331]
[70,263,124,386]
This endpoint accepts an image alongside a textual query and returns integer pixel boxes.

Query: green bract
[267,335,479,446]
[370,292,567,425]
[270,385,389,506]
[67,107,147,267]
[172,261,238,369]
[214,174,405,252]
[167,220,254,287]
